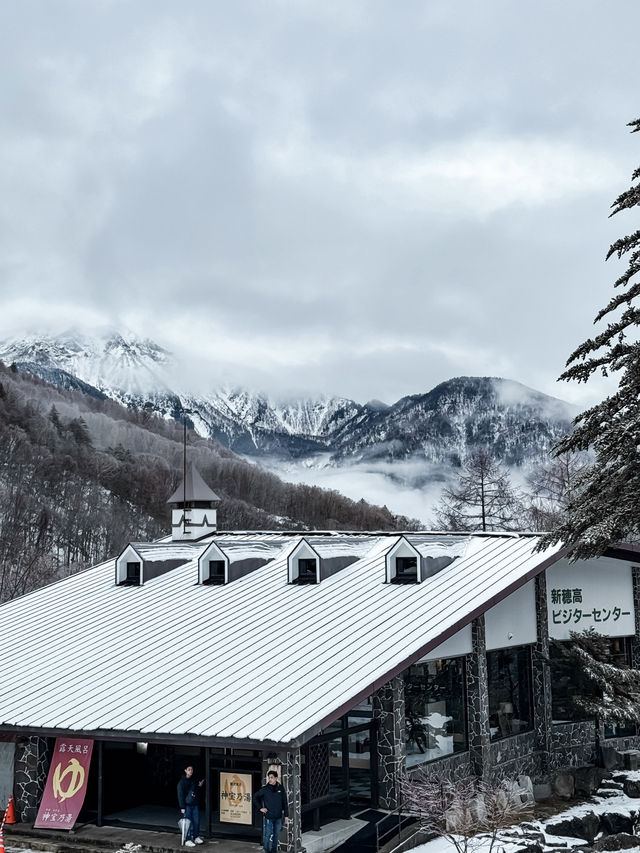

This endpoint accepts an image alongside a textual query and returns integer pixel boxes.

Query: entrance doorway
[206,748,262,841]
[301,718,378,831]
[82,742,204,831]
[80,742,262,842]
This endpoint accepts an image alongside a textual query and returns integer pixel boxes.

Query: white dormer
[116,544,143,586]
[198,541,229,585]
[288,539,321,585]
[385,537,423,584]
[167,464,220,542]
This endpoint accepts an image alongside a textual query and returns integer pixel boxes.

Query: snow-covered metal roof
[0,531,564,747]
[127,541,207,562]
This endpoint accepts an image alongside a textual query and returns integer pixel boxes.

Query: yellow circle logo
[52,758,85,803]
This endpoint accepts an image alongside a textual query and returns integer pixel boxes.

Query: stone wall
[533,575,553,773]
[467,617,490,778]
[406,751,473,783]
[604,733,640,753]
[372,676,406,809]
[550,722,597,769]
[14,736,51,822]
[285,749,303,853]
[486,730,540,779]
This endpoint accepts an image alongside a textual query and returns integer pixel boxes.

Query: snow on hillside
[0,330,579,525]
[0,329,172,399]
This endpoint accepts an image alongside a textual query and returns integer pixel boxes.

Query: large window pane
[487,646,532,741]
[605,638,636,737]
[551,637,636,736]
[403,657,467,767]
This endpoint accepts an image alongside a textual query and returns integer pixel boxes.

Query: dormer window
[123,562,141,586]
[391,556,418,584]
[294,558,318,585]
[288,539,321,585]
[115,545,146,585]
[385,537,423,584]
[198,542,229,585]
[203,560,226,585]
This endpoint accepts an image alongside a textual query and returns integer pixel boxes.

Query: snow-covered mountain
[0,329,173,400]
[0,331,577,495]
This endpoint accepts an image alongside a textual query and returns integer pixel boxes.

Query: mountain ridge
[0,331,577,481]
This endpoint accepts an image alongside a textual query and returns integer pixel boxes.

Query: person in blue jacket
[254,770,289,853]
[177,765,205,846]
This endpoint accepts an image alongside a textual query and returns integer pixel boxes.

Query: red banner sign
[34,738,93,829]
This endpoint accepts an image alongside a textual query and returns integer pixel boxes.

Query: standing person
[177,765,205,847]
[254,770,289,853]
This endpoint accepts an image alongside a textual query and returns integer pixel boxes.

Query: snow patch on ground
[411,783,640,853]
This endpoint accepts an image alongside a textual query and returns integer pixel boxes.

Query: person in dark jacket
[177,765,204,846]
[254,770,289,853]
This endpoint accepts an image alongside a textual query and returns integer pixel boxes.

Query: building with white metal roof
[2,470,640,853]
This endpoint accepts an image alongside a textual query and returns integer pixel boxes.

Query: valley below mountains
[0,330,577,524]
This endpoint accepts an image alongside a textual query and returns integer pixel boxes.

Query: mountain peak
[0,329,173,398]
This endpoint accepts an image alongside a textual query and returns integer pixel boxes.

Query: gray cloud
[0,0,638,406]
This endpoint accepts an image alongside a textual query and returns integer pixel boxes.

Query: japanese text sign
[220,772,252,825]
[547,558,635,641]
[34,738,93,829]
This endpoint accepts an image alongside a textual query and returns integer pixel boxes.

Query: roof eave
[605,542,640,562]
[0,724,292,751]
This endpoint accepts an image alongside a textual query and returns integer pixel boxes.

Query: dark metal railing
[374,804,419,853]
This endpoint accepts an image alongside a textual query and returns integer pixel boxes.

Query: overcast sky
[0,0,638,405]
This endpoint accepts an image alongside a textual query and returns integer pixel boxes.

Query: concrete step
[302,818,367,853]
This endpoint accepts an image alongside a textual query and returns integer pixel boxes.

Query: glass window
[550,637,636,736]
[549,641,590,723]
[549,637,636,737]
[605,638,636,738]
[403,657,467,767]
[124,562,140,585]
[487,646,533,741]
[203,560,225,585]
[296,559,317,584]
[392,557,418,584]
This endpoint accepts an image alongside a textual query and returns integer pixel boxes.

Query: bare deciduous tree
[434,448,524,532]
[525,452,590,531]
[401,772,531,853]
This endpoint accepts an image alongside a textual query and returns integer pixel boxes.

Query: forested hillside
[0,362,416,602]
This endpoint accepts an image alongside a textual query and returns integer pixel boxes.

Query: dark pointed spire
[167,463,220,506]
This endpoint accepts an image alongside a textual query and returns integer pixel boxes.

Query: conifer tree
[434,448,523,531]
[553,628,640,755]
[540,119,640,558]
[49,405,62,435]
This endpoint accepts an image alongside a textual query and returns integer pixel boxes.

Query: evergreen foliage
[553,628,640,741]
[433,447,523,531]
[540,119,640,558]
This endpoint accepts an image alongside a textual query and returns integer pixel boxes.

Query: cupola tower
[167,463,220,541]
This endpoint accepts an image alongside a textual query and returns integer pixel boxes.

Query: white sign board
[485,580,537,651]
[547,557,635,640]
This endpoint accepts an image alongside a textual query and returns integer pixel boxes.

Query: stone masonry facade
[14,736,50,823]
[372,571,640,810]
[372,676,406,809]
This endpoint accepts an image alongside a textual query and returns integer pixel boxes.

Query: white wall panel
[485,580,536,651]
[419,624,472,661]
[0,743,14,808]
